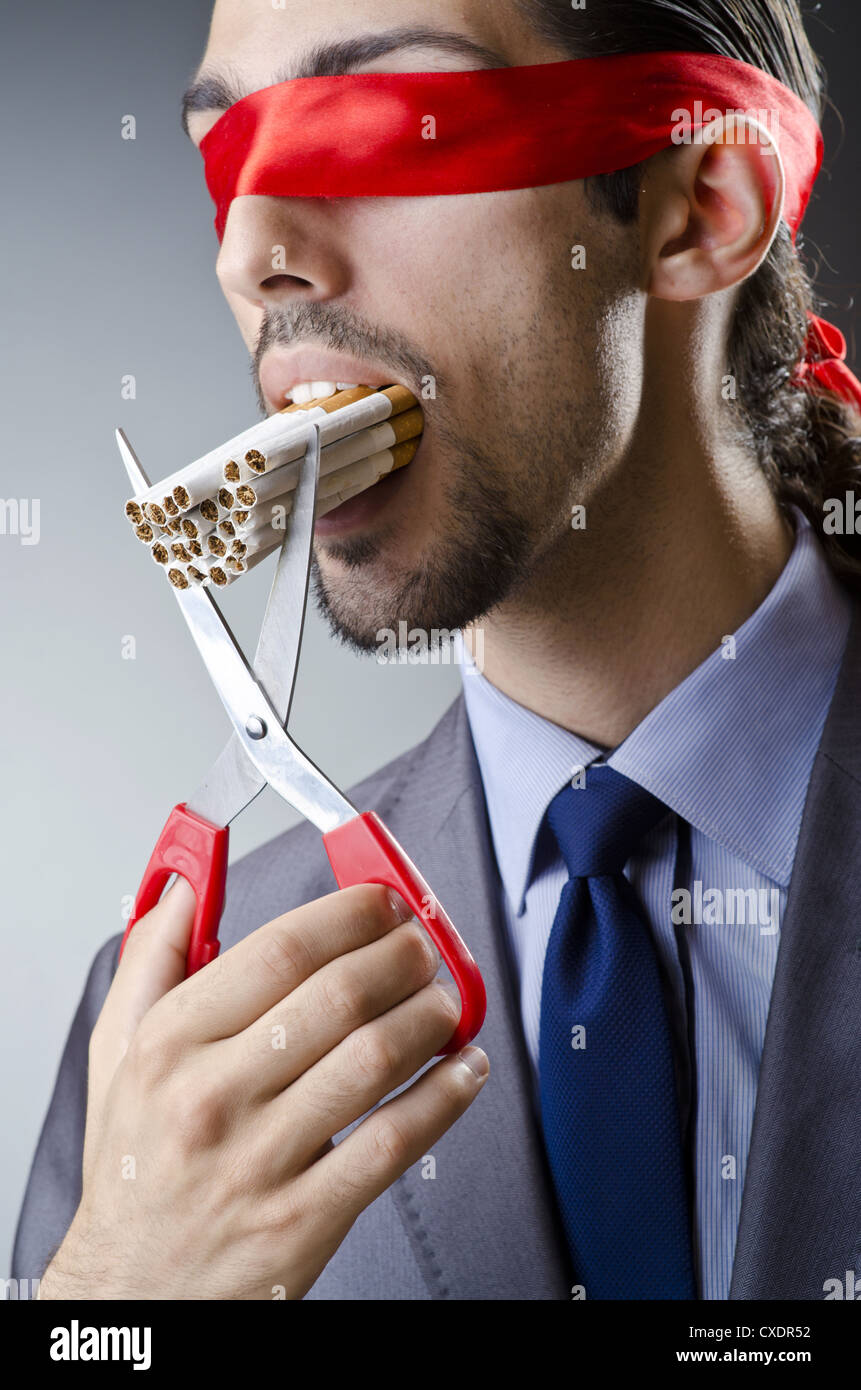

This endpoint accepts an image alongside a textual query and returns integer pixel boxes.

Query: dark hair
[519,0,861,587]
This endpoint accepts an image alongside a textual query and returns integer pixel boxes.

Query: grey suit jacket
[12,614,861,1299]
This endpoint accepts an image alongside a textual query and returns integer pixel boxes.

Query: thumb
[90,875,199,1096]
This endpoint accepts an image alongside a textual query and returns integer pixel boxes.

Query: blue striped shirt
[459,511,851,1299]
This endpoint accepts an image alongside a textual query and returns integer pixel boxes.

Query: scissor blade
[172,581,354,832]
[115,428,151,492]
[253,422,321,727]
[187,424,324,826]
[186,733,266,826]
[117,424,353,832]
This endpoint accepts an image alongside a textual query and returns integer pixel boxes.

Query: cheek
[347,190,588,375]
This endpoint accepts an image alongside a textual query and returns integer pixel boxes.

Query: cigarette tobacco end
[135,523,154,544]
[200,499,219,522]
[236,485,256,507]
[217,488,235,510]
[163,496,179,517]
[224,460,241,482]
[125,501,144,525]
[245,449,266,473]
[209,566,227,586]
[172,486,190,510]
[152,544,169,565]
[168,568,189,589]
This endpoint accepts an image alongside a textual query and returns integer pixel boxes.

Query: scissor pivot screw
[246,715,267,740]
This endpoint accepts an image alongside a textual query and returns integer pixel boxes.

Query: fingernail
[457,1045,489,1081]
[388,890,412,924]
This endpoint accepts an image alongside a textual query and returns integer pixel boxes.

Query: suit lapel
[730,606,861,1299]
[367,696,570,1299]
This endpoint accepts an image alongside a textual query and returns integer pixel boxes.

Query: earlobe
[643,115,786,302]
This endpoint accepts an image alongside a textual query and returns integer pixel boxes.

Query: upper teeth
[288,380,359,404]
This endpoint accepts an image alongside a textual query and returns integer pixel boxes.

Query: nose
[216,195,351,308]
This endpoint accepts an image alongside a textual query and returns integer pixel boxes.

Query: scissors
[116,421,486,1054]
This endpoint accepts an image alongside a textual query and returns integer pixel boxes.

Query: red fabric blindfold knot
[200,51,859,415]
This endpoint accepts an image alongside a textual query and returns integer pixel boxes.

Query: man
[13,0,861,1300]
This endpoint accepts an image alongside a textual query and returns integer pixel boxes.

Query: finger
[159,883,416,1043]
[266,978,463,1170]
[89,874,197,1098]
[287,1046,489,1240]
[228,919,442,1099]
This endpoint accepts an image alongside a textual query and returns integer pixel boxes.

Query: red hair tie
[793,314,861,414]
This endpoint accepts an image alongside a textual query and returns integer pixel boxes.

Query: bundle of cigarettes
[123,386,422,588]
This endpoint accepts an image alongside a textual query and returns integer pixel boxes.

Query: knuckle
[347,1022,400,1085]
[128,1016,176,1085]
[253,924,309,990]
[167,1075,228,1151]
[317,966,370,1029]
[367,1113,412,1169]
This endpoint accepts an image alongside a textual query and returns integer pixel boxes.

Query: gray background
[1,0,858,1271]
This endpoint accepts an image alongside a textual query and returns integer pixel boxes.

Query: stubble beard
[311,420,537,655]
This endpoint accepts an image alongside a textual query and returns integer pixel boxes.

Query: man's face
[186,0,642,651]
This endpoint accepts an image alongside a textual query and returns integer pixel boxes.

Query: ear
[641,114,786,302]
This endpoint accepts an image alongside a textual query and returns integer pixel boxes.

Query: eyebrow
[181,25,510,136]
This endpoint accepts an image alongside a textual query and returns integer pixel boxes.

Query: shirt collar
[461,511,852,911]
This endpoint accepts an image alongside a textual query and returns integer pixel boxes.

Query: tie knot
[546,764,668,877]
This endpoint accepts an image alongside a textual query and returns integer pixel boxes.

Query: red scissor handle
[323,811,487,1054]
[121,806,486,1055]
[119,803,228,976]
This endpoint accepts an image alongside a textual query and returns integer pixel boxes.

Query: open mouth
[254,356,427,537]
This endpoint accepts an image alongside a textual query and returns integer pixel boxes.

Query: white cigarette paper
[126,387,424,590]
[124,386,419,518]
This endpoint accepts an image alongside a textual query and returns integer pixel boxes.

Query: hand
[39,877,488,1299]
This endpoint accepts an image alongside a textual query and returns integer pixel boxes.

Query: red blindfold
[199,52,860,412]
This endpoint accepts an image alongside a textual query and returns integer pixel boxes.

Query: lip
[258,349,411,413]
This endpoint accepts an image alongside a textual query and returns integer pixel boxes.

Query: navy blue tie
[538,764,696,1299]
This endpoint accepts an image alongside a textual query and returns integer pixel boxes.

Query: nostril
[261,273,314,292]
